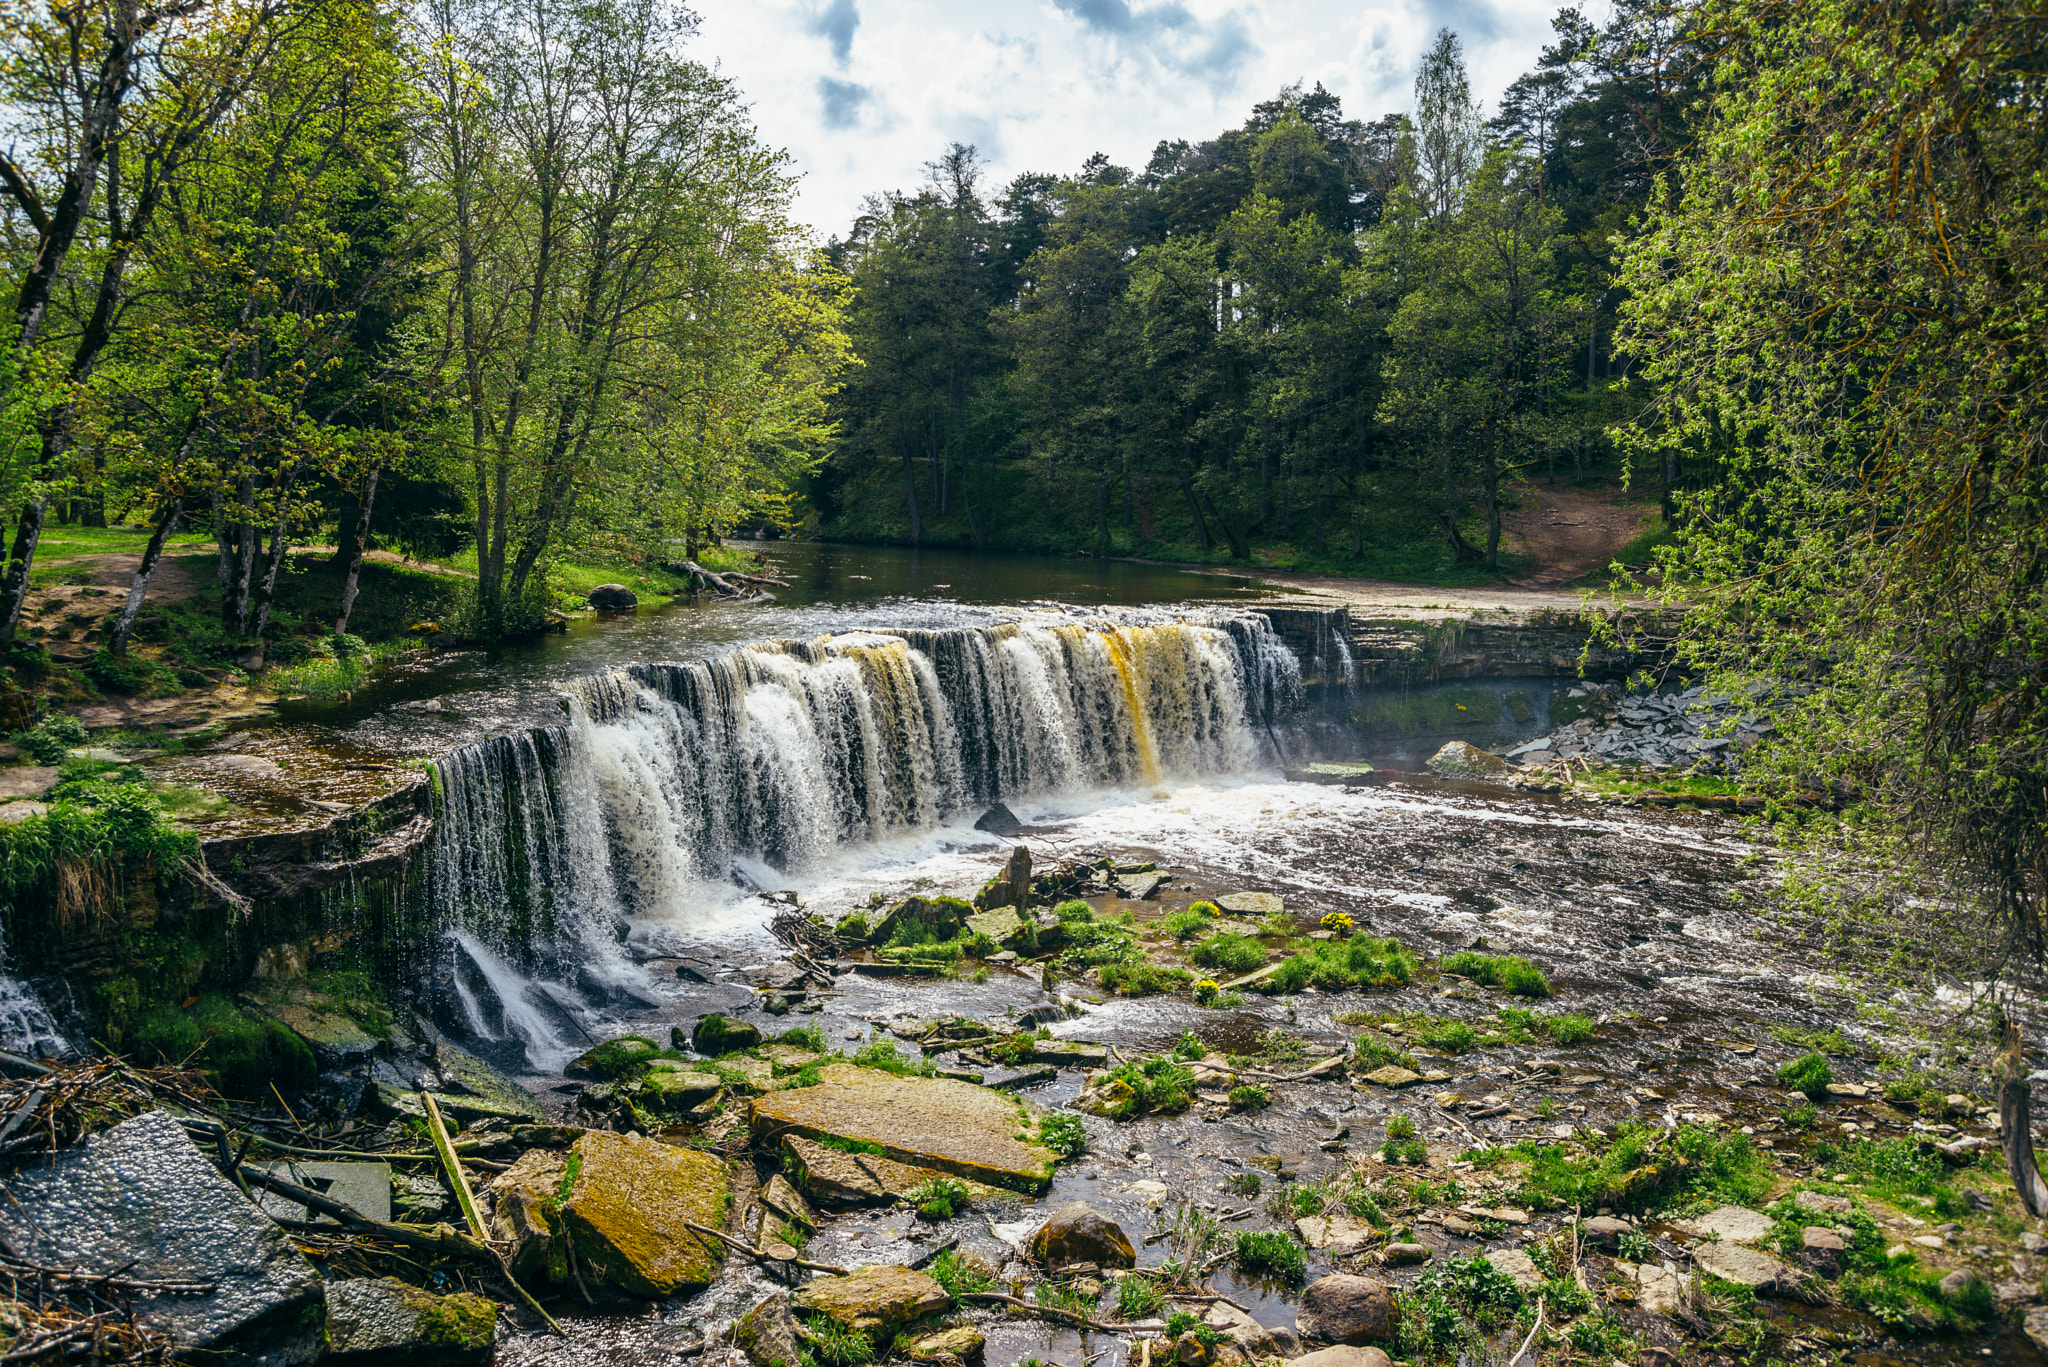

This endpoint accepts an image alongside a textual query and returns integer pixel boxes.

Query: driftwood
[959,1290,1126,1333]
[237,1165,494,1260]
[421,1092,565,1335]
[680,1219,848,1275]
[2001,1010,2048,1215]
[672,560,789,597]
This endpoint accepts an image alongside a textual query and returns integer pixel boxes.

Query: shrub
[1386,1114,1418,1141]
[1186,900,1221,917]
[1233,1229,1307,1282]
[1383,1138,1428,1164]
[1116,1275,1164,1320]
[1319,911,1356,935]
[1778,1052,1834,1098]
[1160,907,1214,940]
[1226,1170,1262,1197]
[1261,936,1418,994]
[40,714,87,747]
[1190,932,1264,974]
[1053,899,1095,923]
[1038,1111,1087,1158]
[1229,1084,1270,1111]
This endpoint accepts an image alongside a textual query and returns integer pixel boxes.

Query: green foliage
[127,992,317,1099]
[1231,1229,1306,1282]
[930,1249,994,1297]
[85,648,182,698]
[1438,951,1550,997]
[1353,1033,1418,1071]
[905,1176,969,1221]
[1260,936,1417,994]
[1398,1254,1525,1357]
[852,1039,936,1077]
[1100,1054,1197,1119]
[0,782,199,916]
[1173,1030,1204,1061]
[802,1315,871,1367]
[1115,1275,1163,1321]
[574,1035,663,1080]
[1033,1279,1099,1317]
[1385,1114,1418,1141]
[1037,1111,1087,1158]
[1415,1018,1477,1054]
[1053,899,1095,923]
[1485,1122,1771,1215]
[777,1024,828,1053]
[1189,932,1264,974]
[1777,1052,1833,1098]
[1159,907,1213,940]
[1225,1169,1262,1198]
[1227,1084,1269,1111]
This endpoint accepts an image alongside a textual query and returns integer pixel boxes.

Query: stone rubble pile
[1508,681,1774,773]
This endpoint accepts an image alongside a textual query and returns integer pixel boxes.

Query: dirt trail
[1499,484,1658,589]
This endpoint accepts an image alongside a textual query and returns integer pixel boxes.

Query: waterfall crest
[427,612,1299,957]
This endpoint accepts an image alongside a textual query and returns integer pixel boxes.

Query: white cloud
[694,1,1555,237]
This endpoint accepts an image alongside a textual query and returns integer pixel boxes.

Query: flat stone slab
[1615,1260,1688,1316]
[1794,1190,1853,1216]
[782,1133,1002,1207]
[1693,1240,1789,1289]
[1676,1205,1774,1244]
[0,1110,324,1361]
[794,1265,951,1333]
[0,766,56,799]
[324,1277,496,1365]
[1217,892,1284,917]
[1114,872,1165,900]
[1297,1215,1377,1253]
[255,1161,392,1225]
[751,1062,1056,1192]
[1361,1066,1422,1088]
[1481,1248,1544,1292]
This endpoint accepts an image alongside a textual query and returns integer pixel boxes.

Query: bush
[1226,1170,1262,1197]
[1160,907,1214,940]
[1778,1052,1834,1098]
[1233,1229,1307,1281]
[1038,1111,1087,1158]
[905,1176,969,1220]
[1185,900,1221,917]
[1053,899,1095,923]
[1229,1084,1269,1110]
[1190,932,1265,974]
[40,714,86,747]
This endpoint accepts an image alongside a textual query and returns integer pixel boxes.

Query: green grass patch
[1232,1229,1307,1282]
[1259,936,1418,994]
[1115,1274,1164,1320]
[1416,1018,1478,1054]
[1438,951,1551,997]
[1097,1054,1197,1119]
[852,1038,936,1077]
[1189,932,1264,974]
[1353,1033,1419,1071]
[1776,1052,1833,1098]
[930,1249,994,1297]
[1037,1111,1087,1158]
[1478,1121,1771,1215]
[1098,960,1192,996]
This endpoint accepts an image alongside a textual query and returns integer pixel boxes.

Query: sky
[693,0,1562,239]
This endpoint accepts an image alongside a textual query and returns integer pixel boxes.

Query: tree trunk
[900,438,923,544]
[1484,465,1504,570]
[1177,468,1212,553]
[1350,499,1364,559]
[1441,510,1479,564]
[245,505,293,658]
[334,465,380,636]
[0,496,50,643]
[331,489,363,568]
[109,497,183,657]
[2001,1011,2048,1216]
[1094,473,1108,559]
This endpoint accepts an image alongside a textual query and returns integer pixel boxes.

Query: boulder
[1426,741,1512,779]
[1287,1350,1393,1367]
[588,584,638,610]
[1296,1215,1377,1254]
[1295,1274,1396,1345]
[1938,1269,1983,1300]
[241,983,384,1069]
[1379,1243,1432,1267]
[492,1130,730,1297]
[690,1013,762,1056]
[1197,1299,1297,1358]
[568,1034,663,1079]
[1614,1260,1688,1317]
[1216,892,1284,917]
[1800,1228,1845,1279]
[1360,1066,1422,1089]
[734,1293,803,1367]
[907,1326,986,1365]
[323,1278,497,1365]
[870,895,972,947]
[2026,1305,2048,1356]
[1029,1202,1136,1270]
[1115,871,1166,900]
[780,1134,999,1208]
[1581,1216,1633,1251]
[978,844,1032,912]
[793,1265,951,1333]
[973,804,1024,837]
[1793,1189,1853,1216]
[965,906,1035,952]
[430,1039,549,1122]
[751,1062,1057,1192]
[1692,1240,1788,1290]
[0,1110,325,1363]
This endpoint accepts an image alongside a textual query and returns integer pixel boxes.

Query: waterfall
[0,926,66,1059]
[421,610,1301,1063]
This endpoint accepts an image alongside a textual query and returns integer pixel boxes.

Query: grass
[1397,1255,1526,1359]
[1098,960,1192,996]
[1260,936,1418,994]
[852,1038,936,1077]
[1438,951,1552,997]
[1225,1170,1262,1197]
[1353,1033,1419,1071]
[1464,1121,1772,1216]
[1098,1054,1198,1119]
[905,1176,970,1220]
[1160,906,1215,940]
[802,1315,871,1367]
[1777,1052,1833,1098]
[1037,1111,1087,1158]
[1190,932,1264,974]
[265,638,415,699]
[1228,1084,1269,1111]
[1416,1019,1478,1054]
[1115,1275,1164,1320]
[930,1249,994,1297]
[1770,1023,1857,1055]
[1232,1229,1307,1281]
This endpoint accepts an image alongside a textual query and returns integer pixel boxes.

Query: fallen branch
[238,1165,494,1260]
[958,1290,1125,1333]
[1508,1294,1544,1366]
[1235,1055,1346,1083]
[421,1092,566,1336]
[0,1253,214,1296]
[681,1219,848,1275]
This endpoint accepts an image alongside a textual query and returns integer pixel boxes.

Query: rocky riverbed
[3,771,2042,1366]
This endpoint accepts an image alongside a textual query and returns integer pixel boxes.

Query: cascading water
[0,926,67,1059]
[421,610,1302,1066]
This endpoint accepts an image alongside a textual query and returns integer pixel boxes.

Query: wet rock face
[734,1293,803,1367]
[323,1277,497,1365]
[1295,1274,1397,1345]
[1287,1348,1393,1367]
[973,803,1024,837]
[792,1265,951,1333]
[1425,741,1512,779]
[0,1110,325,1362]
[1030,1202,1136,1270]
[587,584,638,610]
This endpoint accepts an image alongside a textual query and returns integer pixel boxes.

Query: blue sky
[696,0,1561,237]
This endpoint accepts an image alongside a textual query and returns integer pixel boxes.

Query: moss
[126,991,317,1099]
[410,1288,499,1350]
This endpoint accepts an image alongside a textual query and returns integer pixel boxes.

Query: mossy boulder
[964,906,1035,952]
[687,1014,762,1057]
[869,895,972,947]
[324,1277,497,1365]
[566,1034,662,1080]
[490,1132,730,1298]
[125,992,316,1100]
